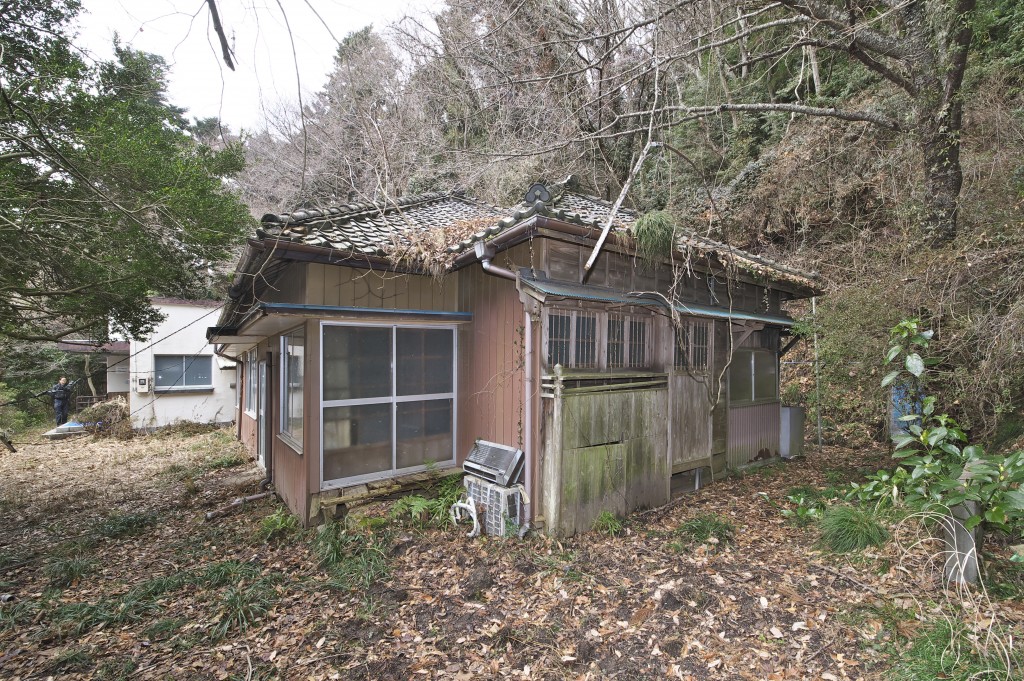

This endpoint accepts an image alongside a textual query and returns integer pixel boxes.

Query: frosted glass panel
[730,351,753,403]
[323,326,391,401]
[754,351,778,400]
[323,404,392,481]
[396,399,453,469]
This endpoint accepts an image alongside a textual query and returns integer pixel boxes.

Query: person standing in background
[48,376,75,427]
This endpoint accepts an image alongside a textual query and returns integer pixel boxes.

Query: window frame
[728,348,779,405]
[319,321,458,490]
[543,306,653,371]
[673,319,712,373]
[280,327,305,452]
[244,348,258,416]
[153,354,214,391]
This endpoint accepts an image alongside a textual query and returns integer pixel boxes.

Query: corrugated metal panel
[727,402,781,468]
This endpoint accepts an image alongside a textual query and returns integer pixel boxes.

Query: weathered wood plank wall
[545,386,669,535]
[669,375,712,472]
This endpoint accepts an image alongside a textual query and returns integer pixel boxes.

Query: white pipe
[523,307,534,524]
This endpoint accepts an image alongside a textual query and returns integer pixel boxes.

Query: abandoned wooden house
[208,176,818,535]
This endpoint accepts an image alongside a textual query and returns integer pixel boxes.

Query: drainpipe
[474,241,533,528]
[522,305,534,529]
[474,241,517,281]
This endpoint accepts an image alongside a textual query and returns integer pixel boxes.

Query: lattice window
[575,311,598,369]
[674,319,712,372]
[547,311,572,368]
[607,314,626,369]
[627,318,648,368]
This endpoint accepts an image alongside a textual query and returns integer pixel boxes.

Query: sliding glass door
[320,322,456,489]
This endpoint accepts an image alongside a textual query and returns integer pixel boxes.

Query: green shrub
[592,511,624,536]
[781,491,824,526]
[818,505,889,552]
[389,473,465,528]
[676,513,734,545]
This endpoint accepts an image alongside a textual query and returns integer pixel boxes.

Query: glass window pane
[397,328,453,396]
[548,312,571,368]
[323,403,392,481]
[730,350,753,403]
[575,314,597,369]
[608,316,625,368]
[323,326,392,401]
[396,399,453,469]
[184,357,212,386]
[154,356,184,387]
[754,351,778,400]
[283,331,304,441]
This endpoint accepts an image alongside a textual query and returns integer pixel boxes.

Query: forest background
[2,0,1024,451]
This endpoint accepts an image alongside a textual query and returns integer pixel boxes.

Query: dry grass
[0,427,254,523]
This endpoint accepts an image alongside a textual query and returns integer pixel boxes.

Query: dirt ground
[0,429,1021,680]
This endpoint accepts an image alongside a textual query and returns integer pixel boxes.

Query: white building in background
[105,298,237,429]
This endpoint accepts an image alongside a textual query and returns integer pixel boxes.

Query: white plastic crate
[463,474,525,537]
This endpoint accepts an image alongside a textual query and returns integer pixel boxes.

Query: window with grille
[546,309,652,370]
[673,319,712,371]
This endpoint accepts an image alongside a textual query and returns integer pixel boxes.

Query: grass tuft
[675,513,734,546]
[818,505,889,552]
[202,560,262,588]
[592,511,624,536]
[95,511,158,538]
[259,507,300,543]
[43,555,97,587]
[211,580,277,640]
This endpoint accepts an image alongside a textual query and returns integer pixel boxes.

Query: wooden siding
[265,263,306,304]
[669,374,713,472]
[239,412,257,458]
[262,329,309,525]
[726,401,781,468]
[543,385,669,536]
[456,245,533,460]
[306,262,458,311]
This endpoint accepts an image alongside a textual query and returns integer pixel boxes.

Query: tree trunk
[917,90,966,246]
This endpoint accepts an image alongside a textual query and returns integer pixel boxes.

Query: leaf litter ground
[0,430,1020,680]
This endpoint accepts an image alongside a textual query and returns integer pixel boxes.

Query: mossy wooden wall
[544,387,669,535]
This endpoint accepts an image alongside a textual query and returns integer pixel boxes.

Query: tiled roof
[255,176,816,287]
[258,192,505,255]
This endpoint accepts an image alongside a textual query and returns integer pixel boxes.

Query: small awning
[520,276,795,327]
[208,302,473,357]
